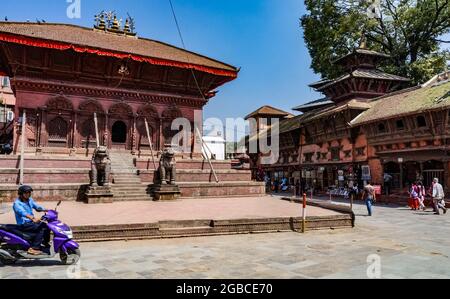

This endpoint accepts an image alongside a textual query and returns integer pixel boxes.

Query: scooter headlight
[64,230,73,239]
[55,227,73,239]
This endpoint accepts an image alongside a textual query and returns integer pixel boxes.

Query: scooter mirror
[55,200,62,210]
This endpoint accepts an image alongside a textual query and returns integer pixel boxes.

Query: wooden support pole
[195,127,219,183]
[302,193,307,233]
[93,113,100,148]
[144,118,157,170]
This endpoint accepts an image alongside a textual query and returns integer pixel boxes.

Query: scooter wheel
[59,248,81,265]
[0,257,17,265]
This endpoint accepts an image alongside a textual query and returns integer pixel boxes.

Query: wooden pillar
[37,108,43,148]
[131,115,137,154]
[104,113,109,148]
[159,119,164,150]
[444,160,450,192]
[41,109,48,147]
[399,162,404,191]
[72,112,78,148]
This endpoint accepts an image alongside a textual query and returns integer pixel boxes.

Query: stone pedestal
[85,186,114,204]
[153,184,181,201]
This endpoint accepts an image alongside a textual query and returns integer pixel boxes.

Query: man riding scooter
[13,185,50,255]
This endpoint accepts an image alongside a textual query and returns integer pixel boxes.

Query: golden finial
[111,15,120,30]
[124,19,130,33]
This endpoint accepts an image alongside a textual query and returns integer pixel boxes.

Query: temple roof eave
[0,22,238,79]
[316,69,410,92]
[332,48,391,65]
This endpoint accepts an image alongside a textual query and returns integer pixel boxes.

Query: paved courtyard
[0,196,339,226]
[1,199,450,279]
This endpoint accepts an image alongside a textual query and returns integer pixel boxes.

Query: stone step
[113,196,152,202]
[111,187,148,192]
[159,227,214,236]
[111,186,148,190]
[112,170,137,175]
[159,220,212,229]
[113,180,143,184]
[112,193,150,197]
[111,187,148,190]
[112,172,140,176]
[112,190,148,194]
[113,180,142,184]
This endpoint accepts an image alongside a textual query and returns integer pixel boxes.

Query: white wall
[202,136,226,160]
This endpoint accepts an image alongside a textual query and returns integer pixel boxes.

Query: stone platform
[0,155,265,201]
[0,196,354,242]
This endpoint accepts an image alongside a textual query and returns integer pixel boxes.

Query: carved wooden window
[316,152,321,160]
[331,147,340,161]
[48,117,68,147]
[417,116,427,128]
[356,147,366,156]
[81,119,97,149]
[304,153,314,163]
[1,77,9,87]
[344,150,352,158]
[137,122,154,150]
[378,123,386,133]
[321,153,328,160]
[396,119,405,130]
[305,128,313,144]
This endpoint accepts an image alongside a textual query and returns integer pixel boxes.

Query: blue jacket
[13,198,46,225]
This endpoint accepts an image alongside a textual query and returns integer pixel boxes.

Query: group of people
[268,177,291,193]
[409,178,447,215]
[0,141,12,155]
[357,178,448,217]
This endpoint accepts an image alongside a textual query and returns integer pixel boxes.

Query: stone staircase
[109,152,152,201]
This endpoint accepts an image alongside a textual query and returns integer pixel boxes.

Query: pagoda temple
[0,18,265,201]
[247,39,413,193]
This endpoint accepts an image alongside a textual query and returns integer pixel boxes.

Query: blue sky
[1,0,321,123]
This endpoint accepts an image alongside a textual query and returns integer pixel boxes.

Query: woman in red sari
[408,182,420,210]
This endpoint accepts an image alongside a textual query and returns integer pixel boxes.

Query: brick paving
[0,196,340,226]
[1,198,450,278]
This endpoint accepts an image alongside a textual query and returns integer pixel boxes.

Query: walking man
[362,182,376,216]
[432,178,447,215]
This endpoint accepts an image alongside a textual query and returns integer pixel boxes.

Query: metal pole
[302,193,307,233]
[144,118,157,170]
[195,127,219,183]
[19,110,26,185]
[350,192,354,211]
[93,113,100,148]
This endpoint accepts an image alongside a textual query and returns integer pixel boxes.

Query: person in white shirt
[432,178,447,215]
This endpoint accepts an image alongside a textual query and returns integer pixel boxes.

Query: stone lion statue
[90,146,111,187]
[159,146,176,185]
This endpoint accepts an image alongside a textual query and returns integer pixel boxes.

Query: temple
[0,18,265,201]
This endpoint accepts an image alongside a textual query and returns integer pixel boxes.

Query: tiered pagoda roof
[309,42,410,103]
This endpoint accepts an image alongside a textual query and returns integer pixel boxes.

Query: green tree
[301,0,450,84]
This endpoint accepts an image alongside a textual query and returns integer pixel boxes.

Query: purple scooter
[0,201,80,265]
